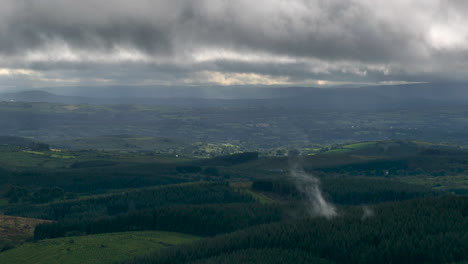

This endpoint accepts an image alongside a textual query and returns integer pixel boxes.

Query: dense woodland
[0,136,467,263]
[252,177,437,204]
[122,196,468,264]
[5,183,254,221]
[34,203,285,239]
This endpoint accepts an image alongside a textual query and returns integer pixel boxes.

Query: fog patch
[290,166,337,219]
[361,205,374,220]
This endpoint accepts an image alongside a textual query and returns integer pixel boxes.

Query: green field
[324,140,432,157]
[0,231,199,264]
[0,147,70,169]
[0,145,191,170]
[325,141,377,154]
[51,135,191,153]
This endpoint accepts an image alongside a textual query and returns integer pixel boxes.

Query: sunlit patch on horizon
[192,49,297,64]
[0,68,40,76]
[316,80,328,86]
[199,71,291,86]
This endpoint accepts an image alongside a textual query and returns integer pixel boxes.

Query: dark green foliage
[2,144,467,263]
[200,152,259,166]
[7,182,254,221]
[5,185,30,203]
[310,152,468,177]
[189,249,334,264]
[31,187,65,203]
[122,195,468,264]
[5,185,66,204]
[252,177,436,204]
[28,142,50,151]
[252,178,296,197]
[321,177,436,204]
[287,149,300,157]
[202,167,219,176]
[34,203,284,239]
[4,164,188,193]
[70,160,119,168]
[0,242,15,252]
[316,159,408,175]
[176,166,203,174]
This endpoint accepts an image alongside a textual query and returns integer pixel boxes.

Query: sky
[1,0,468,90]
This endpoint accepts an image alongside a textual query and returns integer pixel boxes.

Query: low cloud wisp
[290,167,338,219]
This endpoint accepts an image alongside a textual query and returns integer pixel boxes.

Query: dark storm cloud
[0,0,416,61]
[184,1,417,63]
[1,0,468,87]
[0,1,175,54]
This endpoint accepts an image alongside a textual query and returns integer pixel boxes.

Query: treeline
[6,182,254,221]
[252,177,436,205]
[197,152,259,166]
[122,195,468,264]
[34,203,284,239]
[310,154,468,177]
[0,153,261,194]
[2,166,188,193]
[5,185,76,204]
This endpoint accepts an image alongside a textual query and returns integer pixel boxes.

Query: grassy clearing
[324,140,434,157]
[339,142,376,150]
[0,215,51,247]
[0,147,74,169]
[325,142,376,154]
[0,231,199,264]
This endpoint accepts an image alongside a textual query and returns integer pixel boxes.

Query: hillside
[0,215,52,251]
[0,141,467,263]
[2,2,468,263]
[50,135,191,152]
[3,83,468,110]
[323,140,436,157]
[0,231,199,264]
[122,196,468,264]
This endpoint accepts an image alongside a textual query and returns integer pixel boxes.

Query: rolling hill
[0,231,199,264]
[3,82,468,110]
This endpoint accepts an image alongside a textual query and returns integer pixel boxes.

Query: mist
[361,206,374,220]
[0,2,467,263]
[290,166,337,219]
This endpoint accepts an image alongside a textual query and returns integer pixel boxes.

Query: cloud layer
[1,0,468,88]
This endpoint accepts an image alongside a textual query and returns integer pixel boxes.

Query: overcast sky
[1,0,468,90]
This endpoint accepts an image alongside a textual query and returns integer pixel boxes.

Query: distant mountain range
[1,82,467,110]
